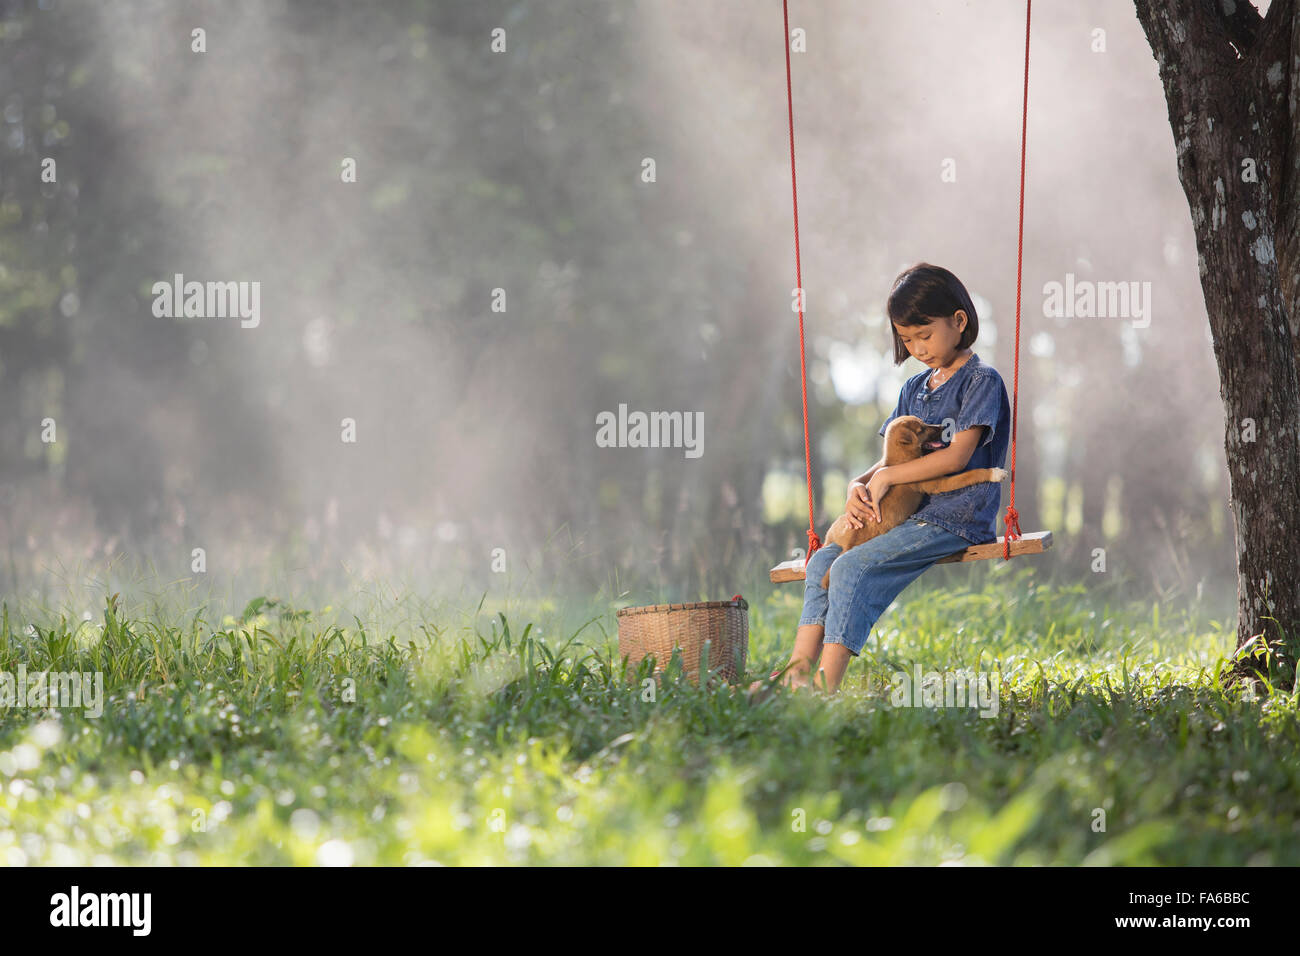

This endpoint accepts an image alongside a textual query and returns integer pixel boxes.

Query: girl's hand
[863,468,892,523]
[845,483,872,529]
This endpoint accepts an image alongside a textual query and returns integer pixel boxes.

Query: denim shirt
[877,352,1011,545]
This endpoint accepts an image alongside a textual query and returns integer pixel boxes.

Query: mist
[0,0,1239,623]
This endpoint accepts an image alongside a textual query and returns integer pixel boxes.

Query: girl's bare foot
[746,661,812,698]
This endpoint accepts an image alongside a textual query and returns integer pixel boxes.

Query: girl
[757,262,1012,695]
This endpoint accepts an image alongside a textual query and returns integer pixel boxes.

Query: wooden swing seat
[768,530,1052,583]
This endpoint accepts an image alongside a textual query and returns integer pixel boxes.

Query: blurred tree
[0,0,1264,612]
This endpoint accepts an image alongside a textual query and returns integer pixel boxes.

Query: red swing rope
[1003,0,1031,558]
[781,0,821,561]
[780,0,1031,565]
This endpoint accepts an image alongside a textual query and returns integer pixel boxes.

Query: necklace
[930,352,971,388]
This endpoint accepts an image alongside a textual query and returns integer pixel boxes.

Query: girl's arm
[850,457,886,489]
[878,426,987,486]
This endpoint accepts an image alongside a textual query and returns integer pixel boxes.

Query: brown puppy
[818,415,1007,588]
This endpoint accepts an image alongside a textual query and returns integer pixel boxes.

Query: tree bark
[1134,0,1300,688]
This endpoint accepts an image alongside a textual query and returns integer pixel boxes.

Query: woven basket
[616,597,749,685]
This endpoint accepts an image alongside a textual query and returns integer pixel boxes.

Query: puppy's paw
[989,468,1009,482]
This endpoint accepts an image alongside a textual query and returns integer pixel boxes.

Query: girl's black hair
[885,262,979,365]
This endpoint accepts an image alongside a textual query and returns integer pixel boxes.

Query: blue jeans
[797,517,971,656]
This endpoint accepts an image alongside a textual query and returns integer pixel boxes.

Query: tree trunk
[1135,0,1300,689]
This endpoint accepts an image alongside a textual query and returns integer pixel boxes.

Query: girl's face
[893,311,967,367]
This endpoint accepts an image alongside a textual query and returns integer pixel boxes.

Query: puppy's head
[883,415,948,461]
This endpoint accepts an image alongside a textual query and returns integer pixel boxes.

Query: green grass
[0,562,1296,865]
